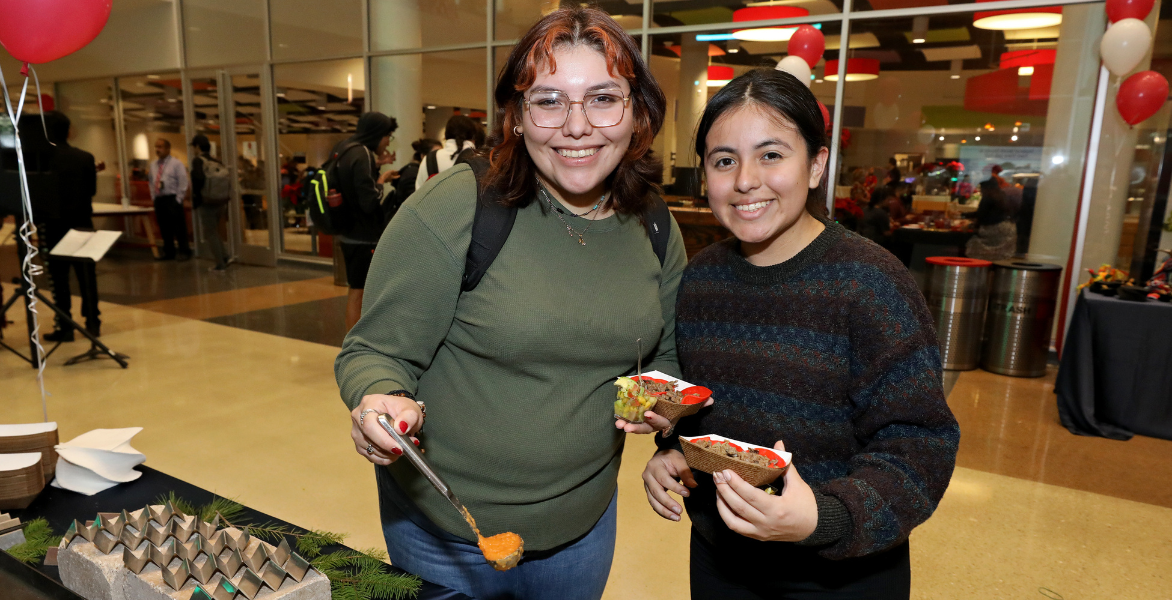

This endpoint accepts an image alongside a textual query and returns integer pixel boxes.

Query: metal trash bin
[981,260,1063,377]
[925,257,992,370]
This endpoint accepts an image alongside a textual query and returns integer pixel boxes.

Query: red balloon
[1106,0,1155,22]
[0,0,111,65]
[818,101,831,133]
[1117,70,1169,126]
[788,25,825,70]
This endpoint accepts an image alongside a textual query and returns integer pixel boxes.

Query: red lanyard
[156,159,166,194]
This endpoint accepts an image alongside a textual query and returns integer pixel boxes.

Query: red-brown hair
[485,6,666,214]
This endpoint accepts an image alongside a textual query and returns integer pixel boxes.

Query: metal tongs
[375,414,466,518]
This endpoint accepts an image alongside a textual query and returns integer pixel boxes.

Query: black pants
[153,195,190,257]
[690,528,910,600]
[43,218,101,332]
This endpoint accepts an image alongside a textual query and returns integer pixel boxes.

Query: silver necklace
[537,181,607,246]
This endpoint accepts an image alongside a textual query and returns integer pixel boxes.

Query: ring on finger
[366,443,375,455]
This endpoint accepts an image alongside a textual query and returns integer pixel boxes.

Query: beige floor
[3,287,1171,599]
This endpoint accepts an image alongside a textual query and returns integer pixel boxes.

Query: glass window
[184,0,267,67]
[55,79,123,206]
[227,74,273,250]
[370,0,487,51]
[652,0,840,32]
[495,0,645,42]
[274,59,365,257]
[836,5,1100,289]
[30,2,180,80]
[271,0,363,61]
[119,74,188,209]
[372,50,488,174]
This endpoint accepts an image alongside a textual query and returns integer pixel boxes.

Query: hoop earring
[513,125,523,137]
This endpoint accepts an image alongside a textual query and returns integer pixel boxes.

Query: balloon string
[0,64,50,422]
[29,66,54,147]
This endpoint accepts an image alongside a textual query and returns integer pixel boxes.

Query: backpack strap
[426,150,440,178]
[642,192,672,267]
[458,154,517,293]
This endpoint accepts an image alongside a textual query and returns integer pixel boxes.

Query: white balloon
[1100,18,1152,77]
[776,56,812,88]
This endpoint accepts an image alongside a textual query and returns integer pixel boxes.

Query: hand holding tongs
[375,414,476,533]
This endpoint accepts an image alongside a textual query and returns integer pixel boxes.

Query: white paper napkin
[51,428,145,496]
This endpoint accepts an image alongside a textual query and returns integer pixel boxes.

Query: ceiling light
[707,65,734,87]
[912,16,928,44]
[1052,155,1064,165]
[731,6,809,42]
[950,59,962,80]
[1018,66,1035,76]
[1011,135,1018,141]
[975,136,981,141]
[939,136,945,141]
[962,139,967,143]
[823,58,880,82]
[146,74,160,80]
[973,6,1062,31]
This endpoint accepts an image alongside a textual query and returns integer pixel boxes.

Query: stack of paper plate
[0,453,45,510]
[0,422,58,483]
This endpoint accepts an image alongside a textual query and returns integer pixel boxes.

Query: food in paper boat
[680,434,791,487]
[613,371,713,424]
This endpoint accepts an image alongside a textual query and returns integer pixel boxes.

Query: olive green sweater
[335,165,687,550]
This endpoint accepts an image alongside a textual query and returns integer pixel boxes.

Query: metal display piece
[162,558,191,591]
[149,537,176,568]
[60,504,325,599]
[214,548,243,578]
[242,543,267,572]
[236,568,264,599]
[190,554,217,585]
[259,561,289,591]
[123,545,150,574]
[92,530,119,554]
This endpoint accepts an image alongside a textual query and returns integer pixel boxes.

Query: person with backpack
[336,8,689,599]
[413,114,479,191]
[331,112,398,330]
[394,138,440,203]
[190,134,232,272]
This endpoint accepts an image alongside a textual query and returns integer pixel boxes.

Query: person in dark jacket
[859,185,893,245]
[335,112,398,330]
[393,138,440,208]
[41,112,102,341]
[190,134,230,272]
[643,69,958,599]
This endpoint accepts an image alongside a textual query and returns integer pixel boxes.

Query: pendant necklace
[537,180,607,246]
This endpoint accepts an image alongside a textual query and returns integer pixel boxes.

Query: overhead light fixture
[707,65,735,87]
[975,136,981,141]
[727,40,741,54]
[823,58,880,82]
[974,4,1062,31]
[912,16,928,44]
[731,6,810,42]
[950,59,962,79]
[999,49,1054,79]
[1018,66,1034,76]
[939,135,945,141]
[1011,135,1018,141]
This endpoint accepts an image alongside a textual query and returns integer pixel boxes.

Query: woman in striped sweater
[642,69,960,599]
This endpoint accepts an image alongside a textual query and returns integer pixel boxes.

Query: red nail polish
[399,421,408,433]
[413,439,420,446]
[391,447,403,455]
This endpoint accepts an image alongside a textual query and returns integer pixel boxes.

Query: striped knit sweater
[662,221,959,560]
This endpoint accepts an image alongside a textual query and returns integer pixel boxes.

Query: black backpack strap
[642,192,672,267]
[458,155,517,292]
[426,150,440,178]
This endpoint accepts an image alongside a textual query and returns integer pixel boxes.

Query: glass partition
[271,0,364,61]
[370,0,487,51]
[183,0,267,67]
[55,79,122,206]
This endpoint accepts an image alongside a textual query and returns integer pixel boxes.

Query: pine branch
[6,518,61,565]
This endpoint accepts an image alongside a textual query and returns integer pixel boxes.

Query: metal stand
[0,220,129,369]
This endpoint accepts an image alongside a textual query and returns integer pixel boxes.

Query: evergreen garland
[6,518,62,565]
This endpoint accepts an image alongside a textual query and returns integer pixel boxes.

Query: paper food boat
[680,434,791,487]
[626,370,713,428]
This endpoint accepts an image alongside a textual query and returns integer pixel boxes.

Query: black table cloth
[1056,291,1172,441]
[5,466,470,600]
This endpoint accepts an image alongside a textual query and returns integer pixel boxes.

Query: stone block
[0,527,26,550]
[58,537,125,600]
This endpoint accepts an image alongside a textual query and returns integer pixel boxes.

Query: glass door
[218,67,279,266]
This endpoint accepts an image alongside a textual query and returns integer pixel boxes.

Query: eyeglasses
[524,90,631,129]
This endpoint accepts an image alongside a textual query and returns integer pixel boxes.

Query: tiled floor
[3,249,1171,600]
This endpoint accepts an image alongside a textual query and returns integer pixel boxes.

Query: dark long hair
[694,69,829,218]
[444,115,479,159]
[484,6,666,214]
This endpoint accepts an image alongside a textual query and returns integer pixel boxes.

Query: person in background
[990,164,1009,188]
[334,112,398,331]
[394,138,440,204]
[954,174,974,202]
[885,156,901,185]
[414,114,479,190]
[642,68,958,600]
[190,134,230,272]
[148,138,191,261]
[41,111,102,341]
[966,179,1017,261]
[860,185,894,246]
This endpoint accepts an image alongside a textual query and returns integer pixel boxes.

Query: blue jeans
[376,468,617,600]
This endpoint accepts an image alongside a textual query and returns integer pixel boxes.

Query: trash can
[925,257,992,370]
[981,260,1063,377]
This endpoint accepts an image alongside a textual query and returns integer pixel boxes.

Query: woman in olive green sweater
[334,8,687,600]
